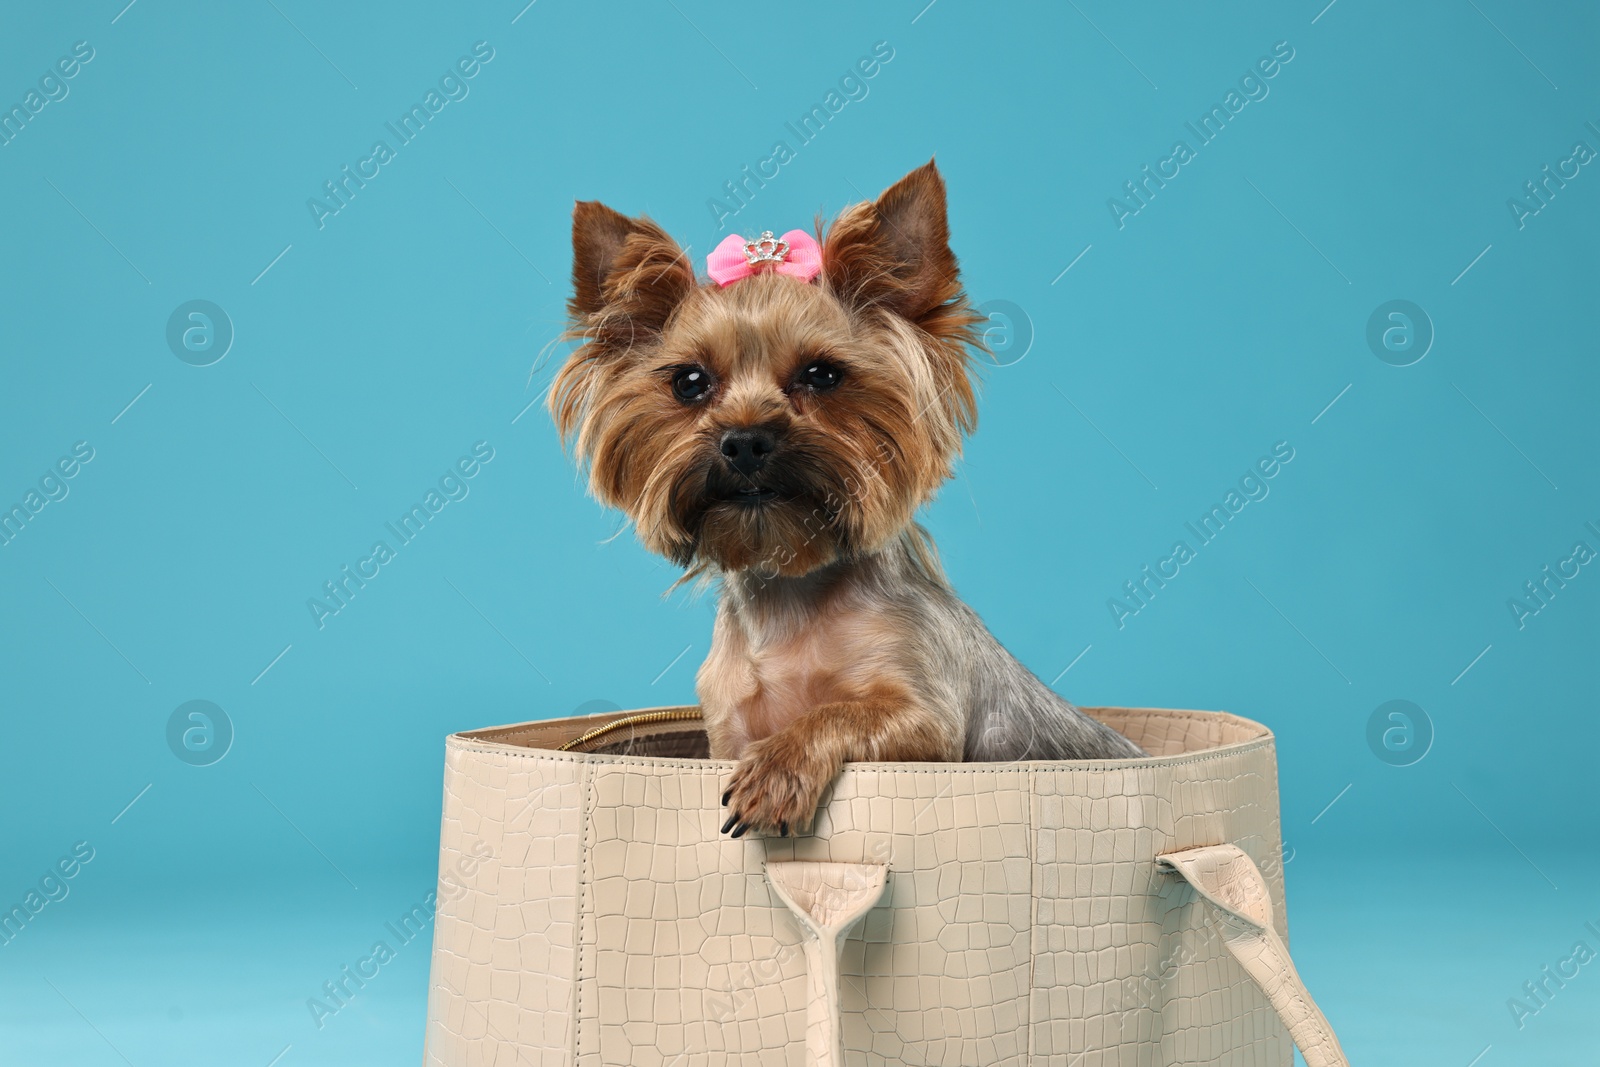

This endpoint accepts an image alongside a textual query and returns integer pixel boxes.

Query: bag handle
[1158,844,1349,1067]
[764,861,889,1067]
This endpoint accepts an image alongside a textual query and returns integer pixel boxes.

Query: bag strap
[765,861,890,1067]
[1158,844,1349,1067]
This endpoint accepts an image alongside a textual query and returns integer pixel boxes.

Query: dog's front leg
[719,692,957,838]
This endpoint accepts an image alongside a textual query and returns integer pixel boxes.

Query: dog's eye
[797,361,842,391]
[671,366,713,402]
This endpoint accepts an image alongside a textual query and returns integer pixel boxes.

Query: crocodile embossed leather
[423,705,1347,1066]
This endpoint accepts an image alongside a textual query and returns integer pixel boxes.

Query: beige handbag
[423,705,1348,1066]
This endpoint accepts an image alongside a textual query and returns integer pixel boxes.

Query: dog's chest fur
[696,565,913,758]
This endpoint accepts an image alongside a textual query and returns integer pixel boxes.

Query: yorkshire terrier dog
[551,161,1145,838]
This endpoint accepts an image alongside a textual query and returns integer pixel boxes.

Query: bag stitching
[573,754,594,1063]
[1026,764,1037,1060]
[448,735,1275,774]
[1268,938,1337,1058]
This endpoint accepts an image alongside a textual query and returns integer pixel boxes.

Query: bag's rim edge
[444,705,1278,771]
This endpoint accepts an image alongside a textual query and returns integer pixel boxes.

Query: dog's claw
[779,821,788,837]
[731,822,750,839]
[721,790,731,806]
[720,812,739,834]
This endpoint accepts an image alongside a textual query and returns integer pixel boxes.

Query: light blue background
[1,1,1595,1063]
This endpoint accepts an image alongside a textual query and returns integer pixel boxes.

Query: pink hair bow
[706,229,822,287]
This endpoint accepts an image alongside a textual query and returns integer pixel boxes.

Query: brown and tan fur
[551,161,1144,838]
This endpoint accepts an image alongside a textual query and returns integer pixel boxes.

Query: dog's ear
[568,200,694,332]
[822,160,964,326]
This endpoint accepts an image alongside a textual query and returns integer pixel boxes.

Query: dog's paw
[720,731,838,838]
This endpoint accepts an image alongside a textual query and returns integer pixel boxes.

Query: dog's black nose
[720,428,776,477]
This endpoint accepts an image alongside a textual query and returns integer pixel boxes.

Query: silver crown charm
[742,231,790,266]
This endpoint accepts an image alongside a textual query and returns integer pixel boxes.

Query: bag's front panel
[574,762,1036,1066]
[1032,740,1292,1067]
[425,744,587,1067]
[829,766,1034,1066]
[575,759,796,1065]
[1030,763,1168,1067]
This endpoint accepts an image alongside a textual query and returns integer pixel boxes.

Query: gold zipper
[555,708,704,752]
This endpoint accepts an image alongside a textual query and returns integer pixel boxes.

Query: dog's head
[550,161,982,577]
